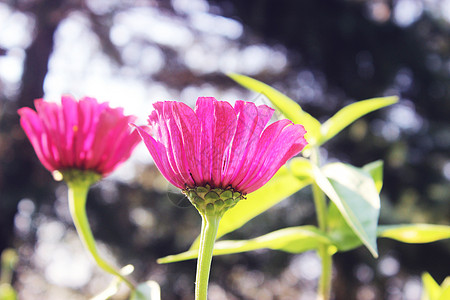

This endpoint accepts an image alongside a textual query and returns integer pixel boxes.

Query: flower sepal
[60,169,102,188]
[183,184,244,217]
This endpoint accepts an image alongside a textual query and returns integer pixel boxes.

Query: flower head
[135,97,307,201]
[18,96,141,177]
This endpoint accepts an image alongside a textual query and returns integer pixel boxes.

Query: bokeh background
[0,0,449,299]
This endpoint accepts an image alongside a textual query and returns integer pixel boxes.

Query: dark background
[0,0,449,299]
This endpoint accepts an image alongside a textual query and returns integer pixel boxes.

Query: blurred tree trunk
[0,0,68,253]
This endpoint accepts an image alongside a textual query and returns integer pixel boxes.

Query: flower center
[183,184,245,217]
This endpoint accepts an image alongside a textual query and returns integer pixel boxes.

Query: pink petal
[164,102,194,186]
[244,124,307,193]
[224,102,274,187]
[172,101,204,185]
[211,100,237,187]
[234,119,293,191]
[133,124,185,189]
[195,97,216,184]
[18,107,56,171]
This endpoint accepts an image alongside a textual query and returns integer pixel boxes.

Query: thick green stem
[311,148,332,300]
[67,179,135,290]
[195,212,221,300]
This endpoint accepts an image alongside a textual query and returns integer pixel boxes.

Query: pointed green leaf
[315,163,380,257]
[228,73,321,145]
[319,96,398,145]
[378,224,450,243]
[159,226,333,263]
[362,160,384,193]
[190,159,313,249]
[130,281,161,300]
[422,273,443,300]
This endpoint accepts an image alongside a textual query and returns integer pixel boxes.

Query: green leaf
[0,283,16,300]
[228,73,321,145]
[362,160,384,193]
[190,159,313,249]
[327,202,365,252]
[319,96,398,145]
[315,163,380,257]
[159,226,333,263]
[422,273,443,300]
[130,281,161,300]
[440,284,450,300]
[378,224,450,243]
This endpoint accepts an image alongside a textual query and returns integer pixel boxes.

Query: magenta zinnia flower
[18,95,141,177]
[135,97,307,204]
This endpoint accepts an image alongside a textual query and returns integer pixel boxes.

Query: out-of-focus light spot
[0,4,34,48]
[37,220,65,243]
[184,44,219,73]
[18,198,35,216]
[356,285,377,300]
[44,244,93,288]
[403,277,422,300]
[289,252,322,281]
[130,207,155,228]
[139,46,165,74]
[0,48,24,84]
[355,264,374,283]
[295,70,324,102]
[442,161,450,181]
[110,23,131,46]
[394,68,413,91]
[382,122,401,141]
[443,0,450,23]
[14,214,31,235]
[86,0,119,15]
[14,198,36,236]
[239,45,271,75]
[115,8,194,48]
[378,255,400,277]
[366,1,391,23]
[394,0,423,27]
[172,0,209,14]
[189,12,243,39]
[387,101,423,133]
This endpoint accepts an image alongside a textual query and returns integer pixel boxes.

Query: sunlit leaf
[159,226,333,263]
[378,224,450,244]
[130,281,161,300]
[327,202,364,252]
[290,157,314,180]
[319,96,398,145]
[422,272,442,300]
[362,160,384,193]
[421,272,450,300]
[315,163,380,257]
[190,159,313,249]
[228,73,321,145]
[0,283,16,300]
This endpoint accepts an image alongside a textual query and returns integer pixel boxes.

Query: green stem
[195,212,221,300]
[67,180,135,290]
[311,148,332,300]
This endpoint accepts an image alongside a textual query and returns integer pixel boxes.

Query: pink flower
[134,97,307,195]
[18,96,141,177]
